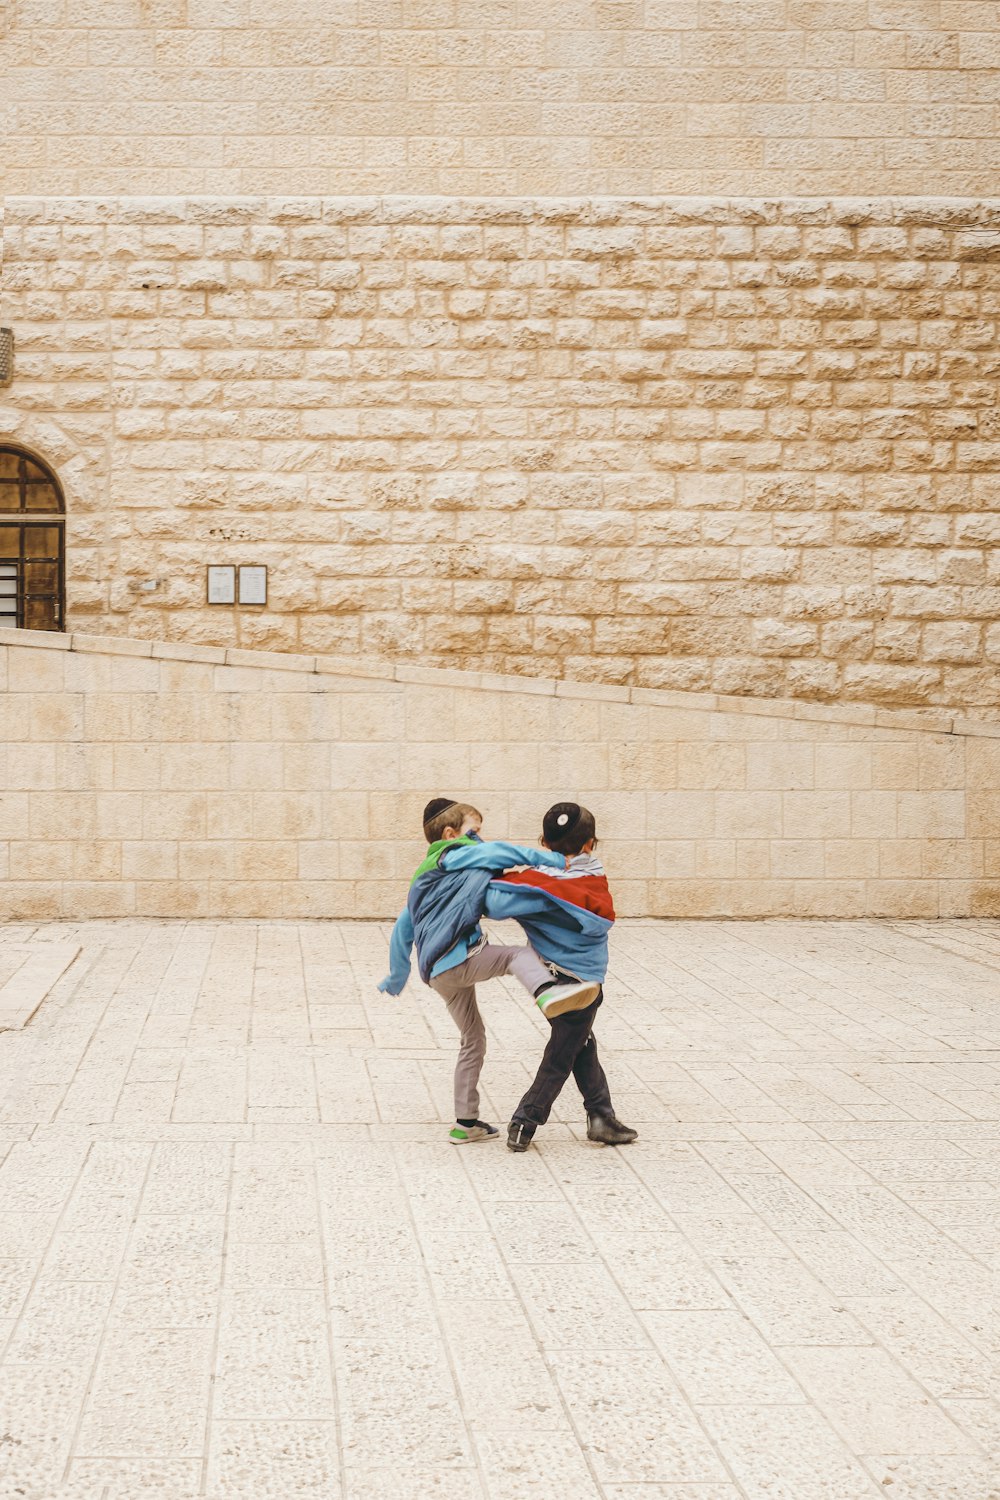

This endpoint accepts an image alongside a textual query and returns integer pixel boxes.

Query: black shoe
[586,1113,638,1146]
[507,1121,535,1153]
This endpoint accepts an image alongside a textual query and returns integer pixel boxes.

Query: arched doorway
[0,444,65,631]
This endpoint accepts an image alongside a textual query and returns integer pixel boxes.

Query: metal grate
[0,329,12,387]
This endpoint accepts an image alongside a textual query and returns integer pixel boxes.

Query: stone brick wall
[1,3,1000,196]
[3,195,999,712]
[1,626,998,920]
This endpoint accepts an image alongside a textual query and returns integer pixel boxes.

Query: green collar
[410,835,477,885]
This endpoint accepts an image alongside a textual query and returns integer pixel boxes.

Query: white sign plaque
[207,565,235,605]
[239,565,267,606]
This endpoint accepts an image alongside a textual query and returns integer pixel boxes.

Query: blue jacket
[378,839,566,994]
[484,878,612,983]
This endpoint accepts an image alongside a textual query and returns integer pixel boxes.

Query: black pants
[512,988,613,1129]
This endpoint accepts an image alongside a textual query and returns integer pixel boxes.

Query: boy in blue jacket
[378,797,601,1145]
[489,802,638,1154]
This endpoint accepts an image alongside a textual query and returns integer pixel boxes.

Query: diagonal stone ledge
[0,624,995,741]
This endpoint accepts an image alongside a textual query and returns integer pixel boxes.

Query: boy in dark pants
[484,802,637,1153]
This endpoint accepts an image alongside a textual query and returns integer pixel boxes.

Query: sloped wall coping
[3,626,997,741]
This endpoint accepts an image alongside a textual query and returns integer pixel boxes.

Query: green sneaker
[449,1121,500,1145]
[534,978,600,1018]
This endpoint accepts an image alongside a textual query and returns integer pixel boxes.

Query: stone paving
[0,917,998,1500]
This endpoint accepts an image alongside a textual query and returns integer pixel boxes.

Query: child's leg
[459,941,551,997]
[571,1028,613,1120]
[511,996,602,1130]
[444,985,486,1121]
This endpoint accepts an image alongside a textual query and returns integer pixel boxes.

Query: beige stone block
[122,841,179,880]
[143,792,207,839]
[161,745,229,791]
[179,842,233,881]
[966,740,1000,791]
[283,744,332,790]
[540,743,611,789]
[871,742,919,790]
[647,791,716,840]
[736,839,771,879]
[135,881,213,918]
[695,839,737,880]
[31,693,84,742]
[207,793,256,841]
[5,744,58,790]
[231,840,298,881]
[282,881,362,918]
[72,841,122,881]
[771,839,825,879]
[29,791,96,840]
[676,743,746,791]
[113,744,161,790]
[62,881,136,918]
[917,738,966,791]
[85,693,131,741]
[715,791,782,840]
[746,743,814,790]
[209,881,287,919]
[608,740,677,789]
[109,657,162,693]
[338,841,397,880]
[0,883,63,921]
[9,840,74,881]
[8,648,66,694]
[824,839,879,879]
[728,881,798,918]
[897,791,966,839]
[793,880,867,918]
[921,839,984,879]
[654,840,695,878]
[468,743,540,790]
[867,880,939,919]
[96,793,144,840]
[814,744,872,790]
[850,791,899,839]
[649,879,729,918]
[333,743,400,790]
[229,743,282,790]
[782,791,850,839]
[878,839,922,879]
[297,841,341,880]
[405,687,457,742]
[251,791,322,840]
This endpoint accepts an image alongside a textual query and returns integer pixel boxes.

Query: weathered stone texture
[2,627,1000,919]
[1,3,1000,195]
[3,196,999,711]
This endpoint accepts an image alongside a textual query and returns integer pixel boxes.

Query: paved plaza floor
[0,918,998,1500]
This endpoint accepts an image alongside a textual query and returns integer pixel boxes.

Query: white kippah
[557,813,569,826]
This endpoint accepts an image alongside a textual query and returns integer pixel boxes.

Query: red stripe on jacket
[496,869,616,922]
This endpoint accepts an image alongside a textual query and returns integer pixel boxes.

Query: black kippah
[543,802,581,844]
[423,797,456,826]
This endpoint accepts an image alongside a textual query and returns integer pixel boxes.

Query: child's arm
[377,907,415,995]
[439,840,566,874]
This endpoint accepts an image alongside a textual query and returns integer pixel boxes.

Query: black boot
[586,1113,638,1145]
[507,1121,535,1153]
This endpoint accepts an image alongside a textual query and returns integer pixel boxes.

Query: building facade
[1,2,999,713]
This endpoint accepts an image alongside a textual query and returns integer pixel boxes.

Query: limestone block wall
[2,195,999,712]
[1,625,998,920]
[1,2,1000,197]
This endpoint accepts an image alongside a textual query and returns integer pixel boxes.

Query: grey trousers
[429,943,552,1120]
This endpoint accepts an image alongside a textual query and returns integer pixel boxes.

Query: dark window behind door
[0,446,65,631]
